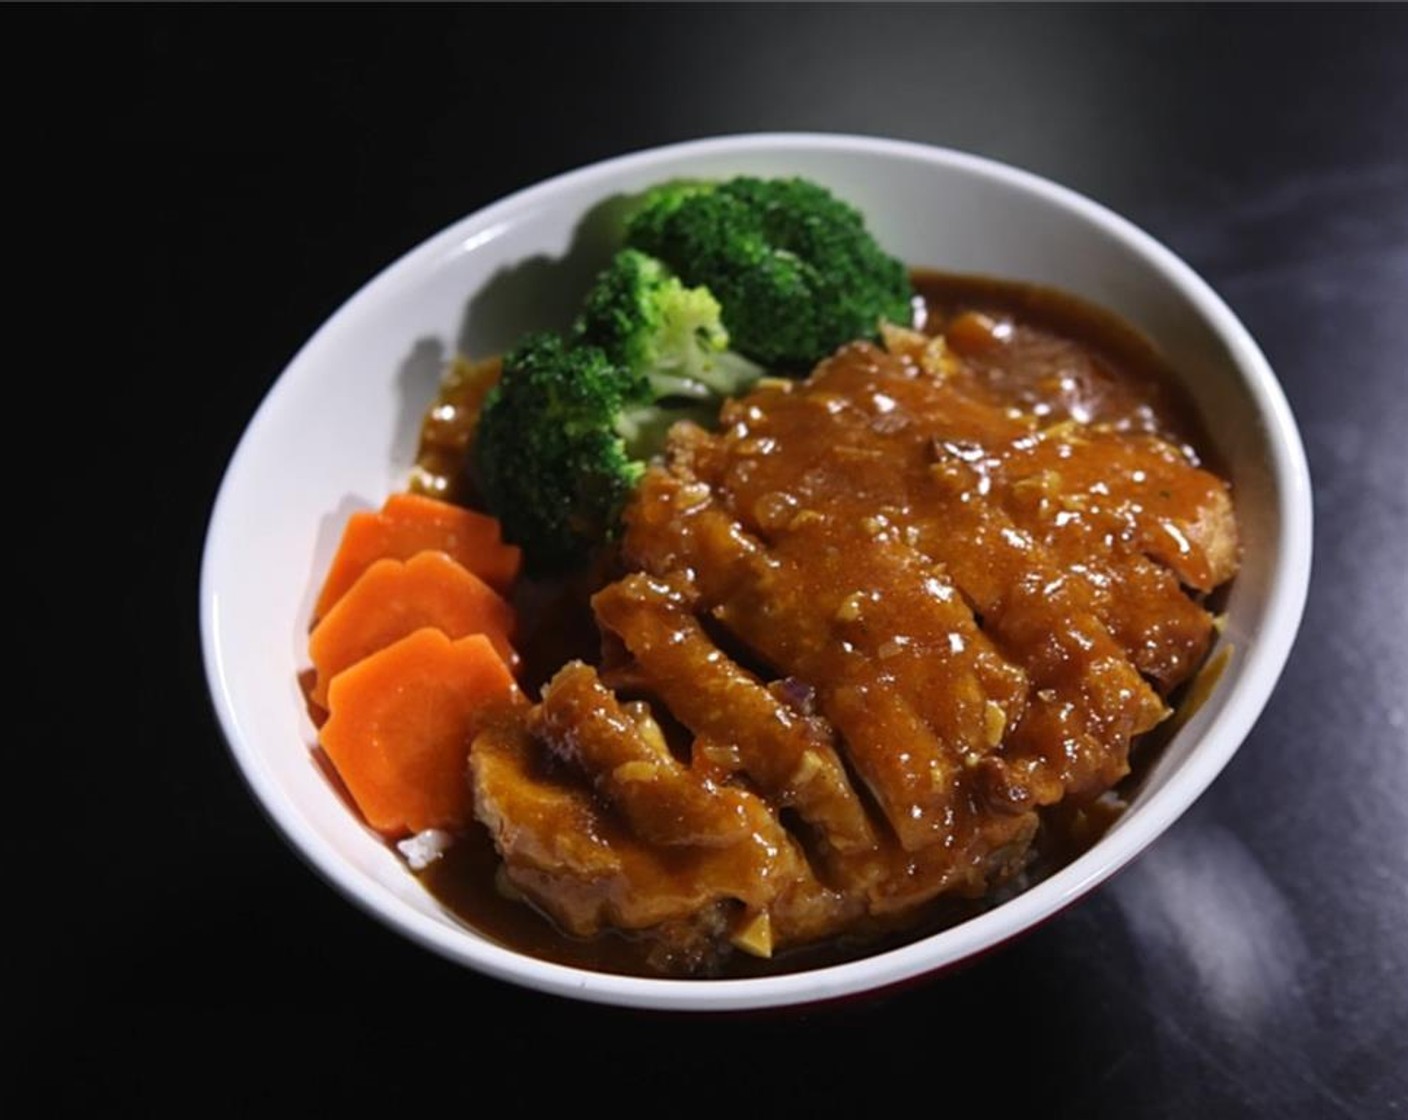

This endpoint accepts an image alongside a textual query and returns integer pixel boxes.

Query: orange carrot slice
[313,492,521,620]
[319,629,522,837]
[382,492,522,593]
[308,551,519,709]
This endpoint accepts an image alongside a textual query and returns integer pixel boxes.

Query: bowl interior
[201,134,1311,1011]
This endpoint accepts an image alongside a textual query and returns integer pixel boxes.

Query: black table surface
[26,5,1406,1115]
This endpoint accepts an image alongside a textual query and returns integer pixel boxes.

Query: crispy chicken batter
[470,313,1238,976]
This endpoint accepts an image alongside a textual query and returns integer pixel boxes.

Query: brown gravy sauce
[406,270,1229,978]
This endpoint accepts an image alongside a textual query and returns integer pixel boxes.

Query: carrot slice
[319,629,523,837]
[313,510,393,622]
[313,492,521,620]
[308,551,519,709]
[382,493,522,593]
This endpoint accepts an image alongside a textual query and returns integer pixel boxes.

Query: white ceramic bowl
[201,133,1312,1012]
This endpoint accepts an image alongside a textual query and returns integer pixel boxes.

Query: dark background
[21,4,1405,1115]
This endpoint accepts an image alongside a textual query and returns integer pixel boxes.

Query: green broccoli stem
[615,399,720,460]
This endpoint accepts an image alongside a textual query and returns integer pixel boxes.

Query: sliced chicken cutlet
[472,665,850,969]
[468,308,1239,975]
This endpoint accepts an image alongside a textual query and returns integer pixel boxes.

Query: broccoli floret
[573,248,765,401]
[473,332,649,573]
[475,250,772,572]
[473,180,909,571]
[625,176,914,370]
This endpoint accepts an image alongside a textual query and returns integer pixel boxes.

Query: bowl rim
[200,130,1314,1012]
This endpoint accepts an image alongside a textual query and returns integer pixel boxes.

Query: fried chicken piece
[591,572,877,855]
[468,321,1239,976]
[472,683,846,970]
[531,661,751,849]
[626,348,1170,811]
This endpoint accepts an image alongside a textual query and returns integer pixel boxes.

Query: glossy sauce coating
[425,271,1239,978]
